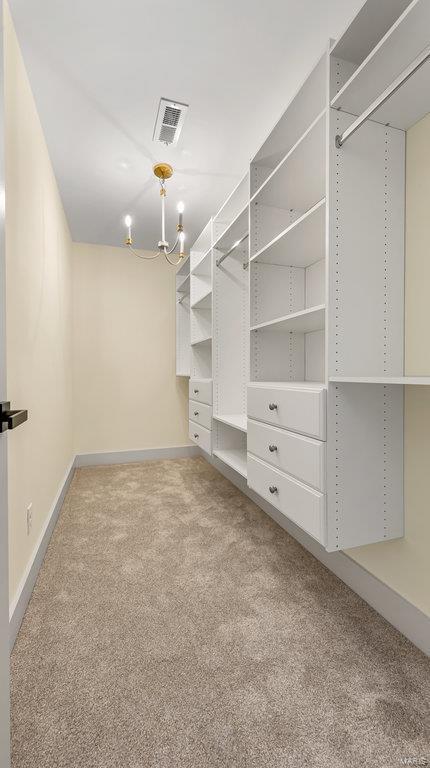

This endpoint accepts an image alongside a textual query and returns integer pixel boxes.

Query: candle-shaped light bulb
[177,201,185,214]
[179,232,185,256]
[124,214,132,243]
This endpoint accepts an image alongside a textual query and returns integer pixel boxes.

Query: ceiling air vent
[153,98,189,146]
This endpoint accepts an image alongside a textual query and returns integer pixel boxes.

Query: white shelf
[251,110,325,208]
[330,376,430,385]
[249,380,326,390]
[213,414,247,433]
[251,305,325,334]
[191,287,212,310]
[191,335,212,347]
[177,274,190,293]
[331,0,430,130]
[213,202,249,254]
[250,199,325,268]
[213,448,247,478]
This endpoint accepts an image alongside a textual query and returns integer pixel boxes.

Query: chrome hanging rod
[216,233,249,267]
[335,45,430,148]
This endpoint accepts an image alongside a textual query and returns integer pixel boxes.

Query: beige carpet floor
[11,457,430,768]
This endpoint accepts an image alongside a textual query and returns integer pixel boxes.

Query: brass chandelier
[124,162,185,266]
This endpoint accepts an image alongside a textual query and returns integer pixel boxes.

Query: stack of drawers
[247,382,327,545]
[189,378,213,455]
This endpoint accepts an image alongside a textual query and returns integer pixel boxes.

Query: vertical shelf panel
[213,233,249,426]
[176,257,190,377]
[328,108,405,378]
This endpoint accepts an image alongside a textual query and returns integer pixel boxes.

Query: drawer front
[189,379,212,405]
[189,420,212,455]
[248,419,326,491]
[247,455,325,544]
[189,400,212,431]
[247,385,326,440]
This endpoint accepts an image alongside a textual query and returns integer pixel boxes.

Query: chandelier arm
[166,236,180,256]
[126,244,159,260]
[164,252,184,267]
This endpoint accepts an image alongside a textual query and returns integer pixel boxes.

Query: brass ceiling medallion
[153,162,173,180]
[123,163,186,266]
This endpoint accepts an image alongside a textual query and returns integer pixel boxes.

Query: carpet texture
[11,457,430,767]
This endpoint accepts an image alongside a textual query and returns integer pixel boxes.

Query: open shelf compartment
[250,112,326,258]
[213,420,247,478]
[213,414,247,433]
[330,0,430,130]
[251,326,325,385]
[213,224,248,439]
[250,199,325,268]
[251,53,327,196]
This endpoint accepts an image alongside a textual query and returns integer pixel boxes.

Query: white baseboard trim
[75,444,200,467]
[9,457,76,650]
[207,451,430,657]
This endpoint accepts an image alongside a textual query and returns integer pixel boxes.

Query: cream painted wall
[347,113,430,618]
[4,2,74,602]
[72,242,189,454]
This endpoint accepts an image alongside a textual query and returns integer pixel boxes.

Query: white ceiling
[10,0,364,251]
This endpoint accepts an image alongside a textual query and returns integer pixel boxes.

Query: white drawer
[248,419,325,491]
[189,378,212,406]
[248,455,326,544]
[189,420,212,455]
[189,400,212,431]
[248,383,326,440]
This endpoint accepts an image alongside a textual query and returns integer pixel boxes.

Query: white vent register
[153,98,189,145]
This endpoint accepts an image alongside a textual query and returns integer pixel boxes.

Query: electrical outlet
[26,503,32,535]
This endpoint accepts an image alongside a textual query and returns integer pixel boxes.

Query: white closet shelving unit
[177,0,430,550]
[175,256,191,377]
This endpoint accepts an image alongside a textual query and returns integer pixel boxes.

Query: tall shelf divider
[175,256,191,377]
[212,173,250,478]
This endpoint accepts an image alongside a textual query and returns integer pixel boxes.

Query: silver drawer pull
[269,485,278,494]
[193,389,199,394]
[194,433,199,439]
[268,444,277,452]
[194,411,199,416]
[268,403,278,411]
